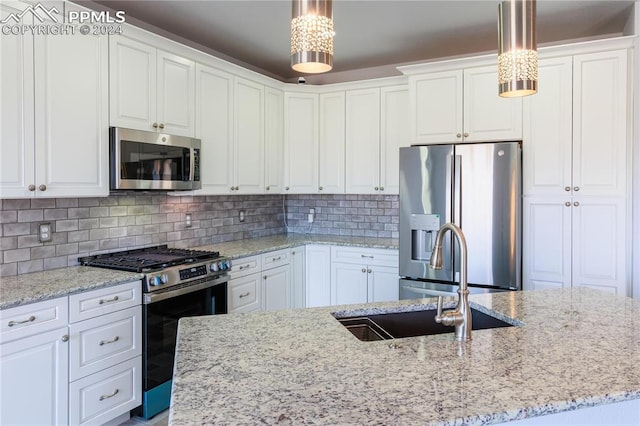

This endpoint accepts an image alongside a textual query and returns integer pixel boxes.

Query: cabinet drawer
[262,249,290,270]
[1,297,68,343]
[331,246,399,267]
[229,255,261,279]
[69,306,141,381]
[229,274,261,313]
[69,280,141,323]
[69,356,142,426]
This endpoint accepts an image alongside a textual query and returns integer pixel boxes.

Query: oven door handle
[143,275,228,304]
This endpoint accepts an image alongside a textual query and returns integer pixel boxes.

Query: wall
[0,194,285,277]
[284,194,399,238]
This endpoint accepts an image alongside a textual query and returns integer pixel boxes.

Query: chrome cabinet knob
[263,275,267,280]
[318,186,323,191]
[362,268,366,273]
[379,186,384,191]
[573,186,580,191]
[230,186,234,191]
[28,184,36,191]
[61,335,69,342]
[565,202,571,207]
[456,133,462,138]
[463,132,469,138]
[235,186,239,190]
[39,184,46,191]
[367,269,372,273]
[152,122,158,128]
[565,186,571,191]
[266,186,270,191]
[374,186,379,191]
[159,123,164,129]
[285,186,290,191]
[574,201,580,207]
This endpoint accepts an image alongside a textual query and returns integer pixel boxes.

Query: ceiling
[81,0,635,84]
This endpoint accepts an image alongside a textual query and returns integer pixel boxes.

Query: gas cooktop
[78,245,221,273]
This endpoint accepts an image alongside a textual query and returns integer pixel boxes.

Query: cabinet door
[573,50,628,197]
[234,78,264,193]
[409,70,462,144]
[109,35,157,132]
[305,245,331,307]
[156,50,195,137]
[522,197,572,291]
[380,85,409,195]
[284,92,319,193]
[195,64,234,195]
[572,197,627,295]
[290,246,306,309]
[368,265,399,303]
[263,265,291,311]
[331,262,368,305]
[34,15,109,197]
[1,328,68,426]
[523,57,573,196]
[463,65,522,142]
[346,88,380,194]
[0,1,34,198]
[264,87,284,194]
[318,92,345,193]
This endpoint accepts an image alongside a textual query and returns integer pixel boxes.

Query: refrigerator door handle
[445,154,453,223]
[454,154,462,226]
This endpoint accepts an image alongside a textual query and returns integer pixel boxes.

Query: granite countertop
[170,288,640,425]
[194,233,398,259]
[0,267,143,310]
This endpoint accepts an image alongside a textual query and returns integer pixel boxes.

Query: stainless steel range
[79,245,230,419]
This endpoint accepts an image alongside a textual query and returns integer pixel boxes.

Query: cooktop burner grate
[78,245,220,273]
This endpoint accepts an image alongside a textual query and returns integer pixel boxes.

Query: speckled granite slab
[0,267,143,310]
[194,233,398,259]
[170,288,640,425]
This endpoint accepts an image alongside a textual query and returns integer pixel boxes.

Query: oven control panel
[179,265,208,280]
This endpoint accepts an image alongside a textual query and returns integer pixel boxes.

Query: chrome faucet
[429,223,472,341]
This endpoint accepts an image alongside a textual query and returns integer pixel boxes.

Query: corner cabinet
[0,0,109,198]
[523,50,630,296]
[406,65,522,144]
[264,87,284,194]
[109,31,196,137]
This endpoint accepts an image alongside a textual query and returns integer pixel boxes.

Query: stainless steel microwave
[109,127,201,191]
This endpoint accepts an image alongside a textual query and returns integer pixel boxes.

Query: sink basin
[336,308,515,341]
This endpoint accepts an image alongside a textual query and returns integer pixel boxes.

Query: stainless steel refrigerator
[399,142,522,299]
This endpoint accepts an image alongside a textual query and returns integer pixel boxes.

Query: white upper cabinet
[264,87,284,194]
[345,86,408,194]
[318,91,346,194]
[1,1,109,198]
[408,65,522,144]
[283,92,319,193]
[234,77,265,194]
[572,50,628,197]
[109,33,195,137]
[194,63,234,195]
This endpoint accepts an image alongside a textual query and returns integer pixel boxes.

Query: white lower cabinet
[262,265,291,311]
[290,246,306,309]
[0,326,69,425]
[330,246,399,305]
[305,245,332,308]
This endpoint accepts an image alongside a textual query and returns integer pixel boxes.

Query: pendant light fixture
[498,0,537,97]
[291,0,334,73]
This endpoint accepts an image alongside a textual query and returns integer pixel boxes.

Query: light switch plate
[38,222,52,242]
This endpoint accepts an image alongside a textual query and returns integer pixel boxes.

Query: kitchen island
[170,288,640,425]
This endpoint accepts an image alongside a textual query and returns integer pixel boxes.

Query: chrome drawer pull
[239,292,250,298]
[99,336,120,346]
[99,296,119,305]
[272,256,282,261]
[361,255,374,259]
[99,389,119,401]
[8,315,36,327]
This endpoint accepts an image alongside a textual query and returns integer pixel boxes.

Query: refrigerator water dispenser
[410,214,441,261]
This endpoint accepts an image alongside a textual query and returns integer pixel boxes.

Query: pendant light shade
[291,0,334,73]
[498,0,537,97]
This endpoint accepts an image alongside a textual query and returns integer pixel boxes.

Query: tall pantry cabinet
[523,48,631,296]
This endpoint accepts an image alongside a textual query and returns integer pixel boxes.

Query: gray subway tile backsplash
[0,193,398,277]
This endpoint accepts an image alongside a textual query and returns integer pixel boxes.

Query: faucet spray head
[429,244,444,270]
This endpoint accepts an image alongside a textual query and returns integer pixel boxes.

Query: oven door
[140,275,227,419]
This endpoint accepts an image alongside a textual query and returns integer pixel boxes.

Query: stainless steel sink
[336,308,515,341]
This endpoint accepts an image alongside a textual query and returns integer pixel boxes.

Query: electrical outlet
[308,208,315,224]
[38,222,52,242]
[185,213,192,228]
[239,210,245,222]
